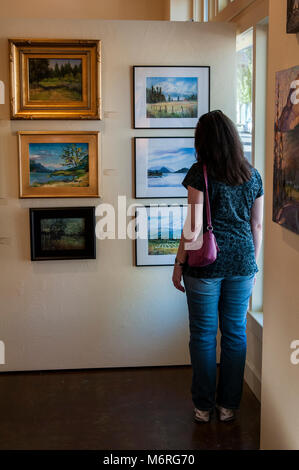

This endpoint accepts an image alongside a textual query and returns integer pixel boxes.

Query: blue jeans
[183,274,255,411]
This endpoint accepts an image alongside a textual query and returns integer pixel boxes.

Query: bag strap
[203,164,213,230]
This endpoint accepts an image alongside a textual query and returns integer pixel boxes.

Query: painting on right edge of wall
[287,0,299,33]
[273,65,299,235]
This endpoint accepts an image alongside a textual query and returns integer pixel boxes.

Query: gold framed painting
[18,131,100,198]
[9,39,101,119]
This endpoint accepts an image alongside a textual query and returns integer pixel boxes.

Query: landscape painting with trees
[29,58,82,102]
[9,39,101,119]
[19,132,99,198]
[30,207,96,260]
[41,217,86,251]
[134,66,209,129]
[135,205,187,266]
[146,77,198,118]
[273,66,299,234]
[29,142,89,188]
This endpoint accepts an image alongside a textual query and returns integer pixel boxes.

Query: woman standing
[172,110,264,423]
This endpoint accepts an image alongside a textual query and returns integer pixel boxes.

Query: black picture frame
[287,0,299,33]
[134,136,195,199]
[133,65,210,129]
[30,207,96,261]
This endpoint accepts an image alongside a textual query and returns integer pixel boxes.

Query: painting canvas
[29,58,83,102]
[134,137,195,198]
[273,66,299,234]
[135,205,187,266]
[40,218,86,251]
[30,207,96,260]
[146,77,198,119]
[19,132,99,198]
[134,66,210,128]
[287,0,299,33]
[9,39,101,119]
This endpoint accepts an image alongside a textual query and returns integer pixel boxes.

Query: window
[236,28,253,163]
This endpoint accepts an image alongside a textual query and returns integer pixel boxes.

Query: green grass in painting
[146,101,197,118]
[29,77,82,101]
[148,239,179,256]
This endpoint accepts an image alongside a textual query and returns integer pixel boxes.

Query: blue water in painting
[30,173,75,184]
[148,171,187,188]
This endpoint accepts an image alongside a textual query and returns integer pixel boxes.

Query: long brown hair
[194,110,252,185]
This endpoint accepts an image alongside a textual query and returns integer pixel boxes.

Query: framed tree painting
[9,39,101,119]
[18,131,99,198]
[135,205,187,266]
[273,66,299,234]
[134,137,195,198]
[30,207,96,261]
[133,66,210,129]
[287,0,299,33]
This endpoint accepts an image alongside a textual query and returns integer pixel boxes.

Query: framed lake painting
[287,0,299,33]
[9,39,101,119]
[133,66,210,129]
[18,131,99,198]
[135,205,187,266]
[30,207,96,261]
[273,66,299,235]
[134,137,195,198]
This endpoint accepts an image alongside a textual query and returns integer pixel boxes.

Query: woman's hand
[172,265,185,293]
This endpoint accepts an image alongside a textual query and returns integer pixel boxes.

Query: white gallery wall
[0,19,236,371]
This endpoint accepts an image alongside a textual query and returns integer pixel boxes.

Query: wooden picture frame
[18,131,100,198]
[133,66,210,129]
[30,207,96,261]
[9,39,101,119]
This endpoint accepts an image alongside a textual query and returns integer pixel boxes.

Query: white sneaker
[194,407,211,423]
[216,405,235,422]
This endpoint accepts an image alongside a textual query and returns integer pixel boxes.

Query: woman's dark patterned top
[182,162,264,278]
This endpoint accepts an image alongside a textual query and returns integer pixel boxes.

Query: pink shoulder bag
[187,164,220,267]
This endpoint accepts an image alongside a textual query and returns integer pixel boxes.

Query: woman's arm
[250,195,264,262]
[172,186,204,292]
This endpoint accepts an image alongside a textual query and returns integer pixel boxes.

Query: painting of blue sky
[29,142,89,188]
[147,138,195,188]
[147,207,187,256]
[146,77,198,119]
[146,77,198,101]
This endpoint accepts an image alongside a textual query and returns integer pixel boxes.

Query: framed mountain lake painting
[134,137,195,198]
[18,131,99,198]
[133,66,210,129]
[30,207,96,261]
[135,205,187,266]
[9,39,101,119]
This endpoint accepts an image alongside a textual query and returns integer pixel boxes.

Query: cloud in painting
[147,139,195,172]
[146,77,198,100]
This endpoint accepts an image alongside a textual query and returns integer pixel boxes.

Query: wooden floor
[0,366,260,450]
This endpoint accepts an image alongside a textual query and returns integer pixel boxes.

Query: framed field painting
[134,137,195,198]
[18,131,99,198]
[133,66,210,129]
[9,39,101,119]
[273,66,299,235]
[135,205,187,266]
[30,207,96,261]
[287,0,299,33]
